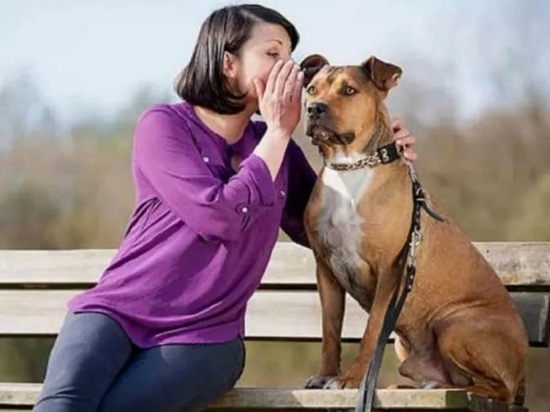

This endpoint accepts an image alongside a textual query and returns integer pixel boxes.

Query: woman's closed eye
[267,52,280,59]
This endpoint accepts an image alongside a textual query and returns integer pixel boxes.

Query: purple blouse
[68,101,317,348]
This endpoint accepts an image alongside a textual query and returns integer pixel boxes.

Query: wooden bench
[0,242,549,411]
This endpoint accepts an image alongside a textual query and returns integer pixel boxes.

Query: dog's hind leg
[398,355,453,388]
[395,334,453,389]
[381,336,417,389]
[437,321,526,404]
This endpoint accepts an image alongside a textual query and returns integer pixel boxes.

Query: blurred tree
[507,174,550,241]
[0,70,59,148]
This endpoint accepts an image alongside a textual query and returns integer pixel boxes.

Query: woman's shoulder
[131,103,198,153]
[133,102,197,140]
[137,102,187,124]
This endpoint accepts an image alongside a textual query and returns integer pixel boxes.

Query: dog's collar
[324,142,400,171]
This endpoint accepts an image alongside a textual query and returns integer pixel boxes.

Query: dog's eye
[342,86,357,96]
[306,85,317,95]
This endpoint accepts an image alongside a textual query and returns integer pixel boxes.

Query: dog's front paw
[323,374,362,389]
[304,375,336,389]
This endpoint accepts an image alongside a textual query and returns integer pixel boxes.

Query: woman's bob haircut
[174,4,299,115]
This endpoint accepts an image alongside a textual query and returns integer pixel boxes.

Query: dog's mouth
[306,123,355,146]
[306,124,335,145]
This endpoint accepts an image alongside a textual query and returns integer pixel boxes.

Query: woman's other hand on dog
[391,118,417,162]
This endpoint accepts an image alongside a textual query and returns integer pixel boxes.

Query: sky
[1,0,548,123]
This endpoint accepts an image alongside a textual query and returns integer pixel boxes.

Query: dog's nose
[307,102,327,120]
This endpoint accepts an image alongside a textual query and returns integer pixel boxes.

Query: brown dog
[299,54,528,405]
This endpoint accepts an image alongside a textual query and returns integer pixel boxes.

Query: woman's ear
[223,51,238,79]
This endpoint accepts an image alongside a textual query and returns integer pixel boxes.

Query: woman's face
[224,23,293,107]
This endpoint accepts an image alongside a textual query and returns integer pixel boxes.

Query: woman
[34,4,417,412]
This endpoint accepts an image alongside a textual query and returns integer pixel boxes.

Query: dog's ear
[299,54,329,87]
[361,56,402,93]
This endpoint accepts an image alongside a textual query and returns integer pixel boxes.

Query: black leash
[354,159,445,412]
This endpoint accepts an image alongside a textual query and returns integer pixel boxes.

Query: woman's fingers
[273,60,295,97]
[291,70,304,103]
[258,60,304,137]
[391,118,403,132]
[402,147,417,161]
[391,122,418,162]
[265,60,284,96]
[396,135,415,147]
[282,64,300,100]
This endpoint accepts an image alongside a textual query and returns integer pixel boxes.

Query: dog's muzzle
[306,101,328,120]
[305,101,355,145]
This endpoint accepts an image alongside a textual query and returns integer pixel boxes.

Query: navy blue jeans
[33,312,245,412]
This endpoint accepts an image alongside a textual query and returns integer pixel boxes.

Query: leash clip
[407,229,422,267]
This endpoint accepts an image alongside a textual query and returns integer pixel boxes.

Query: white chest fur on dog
[317,152,374,293]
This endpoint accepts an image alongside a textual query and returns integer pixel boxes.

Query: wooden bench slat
[0,290,367,340]
[0,290,547,346]
[1,242,549,288]
[0,383,527,411]
[0,383,478,409]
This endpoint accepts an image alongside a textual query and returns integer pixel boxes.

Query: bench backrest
[0,242,549,346]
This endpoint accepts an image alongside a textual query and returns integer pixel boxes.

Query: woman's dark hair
[174,4,299,114]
